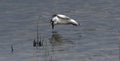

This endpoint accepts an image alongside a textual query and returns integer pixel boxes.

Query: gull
[50,14,79,29]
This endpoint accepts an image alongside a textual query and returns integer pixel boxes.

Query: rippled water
[0,0,119,61]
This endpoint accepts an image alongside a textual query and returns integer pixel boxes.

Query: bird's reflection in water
[46,31,75,61]
[49,31,74,47]
[47,31,64,61]
[49,31,64,46]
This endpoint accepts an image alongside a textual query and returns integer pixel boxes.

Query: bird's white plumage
[69,19,78,25]
[57,14,70,19]
[50,14,79,29]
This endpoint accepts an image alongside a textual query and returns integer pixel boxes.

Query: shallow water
[0,0,119,61]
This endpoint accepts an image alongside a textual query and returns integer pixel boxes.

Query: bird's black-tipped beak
[50,19,54,29]
[51,21,54,29]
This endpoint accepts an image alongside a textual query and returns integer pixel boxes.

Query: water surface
[0,0,119,61]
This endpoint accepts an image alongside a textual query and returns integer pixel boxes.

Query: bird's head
[50,14,58,29]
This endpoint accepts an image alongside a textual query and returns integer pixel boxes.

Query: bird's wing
[57,14,70,20]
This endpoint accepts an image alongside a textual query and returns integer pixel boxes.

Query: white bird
[50,14,79,29]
